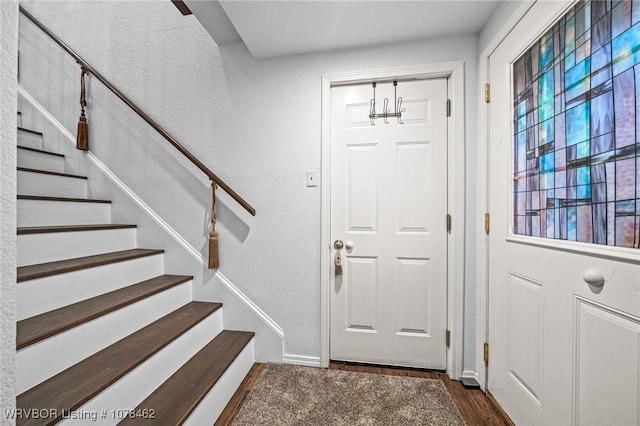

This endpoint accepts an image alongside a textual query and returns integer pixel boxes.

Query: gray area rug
[233,364,465,425]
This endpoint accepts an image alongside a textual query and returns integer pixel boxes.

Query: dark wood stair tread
[17,274,193,350]
[17,167,87,180]
[18,195,111,204]
[17,145,65,157]
[17,302,222,426]
[17,249,164,282]
[119,330,254,425]
[18,224,136,235]
[18,126,42,136]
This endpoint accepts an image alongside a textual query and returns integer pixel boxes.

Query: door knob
[583,269,604,287]
[334,240,344,250]
[345,240,354,251]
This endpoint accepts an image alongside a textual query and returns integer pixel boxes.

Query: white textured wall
[19,0,480,369]
[1,0,18,423]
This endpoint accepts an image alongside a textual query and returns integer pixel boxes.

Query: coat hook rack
[369,80,405,125]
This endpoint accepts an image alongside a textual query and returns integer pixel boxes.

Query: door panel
[347,145,378,232]
[574,298,640,426]
[330,79,448,369]
[397,142,431,232]
[506,273,544,407]
[488,1,640,424]
[396,258,431,336]
[345,256,378,332]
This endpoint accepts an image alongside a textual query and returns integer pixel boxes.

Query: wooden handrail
[20,6,256,217]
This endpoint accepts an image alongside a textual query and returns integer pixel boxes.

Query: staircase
[15,123,255,425]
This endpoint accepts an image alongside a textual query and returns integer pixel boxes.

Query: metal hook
[397,97,405,125]
[383,98,389,124]
[369,98,376,126]
[369,82,377,126]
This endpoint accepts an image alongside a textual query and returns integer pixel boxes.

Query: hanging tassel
[76,115,88,151]
[209,229,219,269]
[76,66,89,151]
[208,181,220,269]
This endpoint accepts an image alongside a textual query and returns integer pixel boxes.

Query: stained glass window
[513,0,640,248]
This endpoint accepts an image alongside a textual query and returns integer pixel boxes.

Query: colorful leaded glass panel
[513,0,640,248]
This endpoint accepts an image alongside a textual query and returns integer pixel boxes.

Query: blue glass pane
[517,101,527,132]
[576,141,590,158]
[568,207,577,240]
[566,102,590,145]
[541,153,555,173]
[612,22,640,75]
[566,16,576,54]
[577,166,591,185]
[539,70,555,121]
[539,119,555,145]
[516,131,526,173]
[578,184,591,200]
[566,51,576,69]
[566,58,591,100]
[540,30,554,71]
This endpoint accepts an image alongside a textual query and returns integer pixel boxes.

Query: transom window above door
[512,0,640,248]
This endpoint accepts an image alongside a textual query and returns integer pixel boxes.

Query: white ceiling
[188,0,502,59]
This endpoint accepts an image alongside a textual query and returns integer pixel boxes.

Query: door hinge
[484,213,490,234]
[446,214,452,233]
[446,329,451,347]
[446,99,451,117]
[484,342,489,365]
[484,83,491,103]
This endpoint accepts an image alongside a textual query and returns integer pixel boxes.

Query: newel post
[76,65,89,151]
[209,181,220,269]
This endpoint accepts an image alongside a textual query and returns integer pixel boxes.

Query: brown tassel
[76,115,88,151]
[208,230,219,269]
[76,66,89,151]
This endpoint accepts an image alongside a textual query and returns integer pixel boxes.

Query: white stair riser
[18,129,43,150]
[18,199,111,227]
[18,228,137,267]
[18,170,87,198]
[17,283,193,394]
[60,309,224,426]
[185,339,255,425]
[17,149,66,173]
[18,254,164,320]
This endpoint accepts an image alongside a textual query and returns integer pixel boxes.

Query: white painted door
[488,1,640,425]
[330,79,448,369]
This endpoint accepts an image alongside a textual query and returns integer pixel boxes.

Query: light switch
[307,170,319,187]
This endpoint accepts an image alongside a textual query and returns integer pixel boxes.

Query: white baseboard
[283,354,321,368]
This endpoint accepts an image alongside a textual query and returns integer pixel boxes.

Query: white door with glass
[329,79,448,369]
[488,1,640,424]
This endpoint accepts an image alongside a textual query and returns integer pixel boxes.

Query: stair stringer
[18,86,284,363]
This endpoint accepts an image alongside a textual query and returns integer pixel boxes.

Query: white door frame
[320,61,466,379]
[476,1,536,391]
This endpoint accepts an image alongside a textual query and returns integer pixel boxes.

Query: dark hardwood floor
[217,362,514,425]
